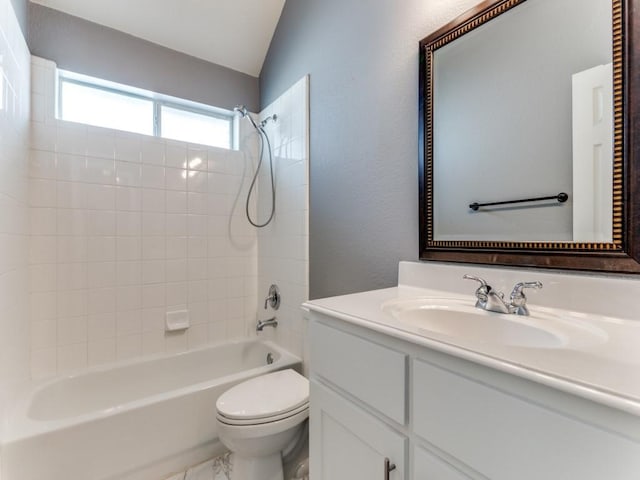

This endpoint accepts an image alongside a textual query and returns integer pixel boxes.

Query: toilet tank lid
[216,369,309,420]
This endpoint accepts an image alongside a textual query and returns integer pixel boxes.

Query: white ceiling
[30,0,286,77]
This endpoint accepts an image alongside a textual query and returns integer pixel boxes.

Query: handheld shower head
[234,105,260,130]
[234,105,249,117]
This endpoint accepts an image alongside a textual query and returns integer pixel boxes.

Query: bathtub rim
[2,338,301,444]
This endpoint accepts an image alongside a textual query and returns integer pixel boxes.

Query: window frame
[57,72,234,149]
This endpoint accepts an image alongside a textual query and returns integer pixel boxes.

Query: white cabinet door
[414,446,476,480]
[310,380,407,480]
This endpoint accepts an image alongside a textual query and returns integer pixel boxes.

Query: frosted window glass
[60,81,154,136]
[161,106,231,149]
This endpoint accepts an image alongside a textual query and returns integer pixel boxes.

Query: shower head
[234,104,260,129]
[234,105,249,117]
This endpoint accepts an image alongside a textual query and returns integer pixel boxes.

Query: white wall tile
[88,262,116,288]
[116,237,141,261]
[87,312,116,341]
[57,124,87,156]
[31,319,57,350]
[256,76,310,358]
[86,210,116,236]
[165,168,187,191]
[115,133,142,163]
[57,343,88,373]
[57,181,86,209]
[115,161,142,187]
[117,334,142,360]
[166,191,187,213]
[142,165,165,189]
[86,184,116,210]
[116,186,142,211]
[88,338,116,366]
[142,188,165,212]
[87,236,116,262]
[30,179,57,207]
[0,2,32,390]
[87,127,115,159]
[87,288,116,315]
[57,315,88,345]
[165,142,187,169]
[57,236,87,263]
[84,158,115,185]
[142,330,164,355]
[30,150,57,179]
[141,139,165,166]
[117,211,142,236]
[26,55,264,379]
[31,347,57,379]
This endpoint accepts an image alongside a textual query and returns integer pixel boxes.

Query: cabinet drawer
[414,446,474,480]
[310,320,407,424]
[412,358,640,480]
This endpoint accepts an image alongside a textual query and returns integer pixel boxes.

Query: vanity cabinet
[309,314,640,480]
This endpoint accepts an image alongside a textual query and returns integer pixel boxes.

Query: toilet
[216,369,309,480]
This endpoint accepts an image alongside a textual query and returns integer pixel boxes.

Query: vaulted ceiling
[29,0,286,77]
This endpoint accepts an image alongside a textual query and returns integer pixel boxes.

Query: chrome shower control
[264,284,281,310]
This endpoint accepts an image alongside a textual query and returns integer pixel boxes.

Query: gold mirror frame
[418,0,640,273]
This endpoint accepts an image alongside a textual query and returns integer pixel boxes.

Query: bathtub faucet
[256,317,278,332]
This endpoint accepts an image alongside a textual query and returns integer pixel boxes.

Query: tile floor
[164,453,232,480]
[163,451,310,480]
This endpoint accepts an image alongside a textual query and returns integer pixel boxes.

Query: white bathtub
[1,339,300,480]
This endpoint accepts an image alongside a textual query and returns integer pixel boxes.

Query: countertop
[304,284,640,417]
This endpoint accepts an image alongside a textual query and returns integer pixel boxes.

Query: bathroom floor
[164,454,232,480]
[164,451,309,480]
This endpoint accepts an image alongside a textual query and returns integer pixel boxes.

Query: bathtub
[1,339,300,480]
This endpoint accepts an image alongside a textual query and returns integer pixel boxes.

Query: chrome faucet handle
[463,275,491,304]
[263,284,281,310]
[509,281,543,315]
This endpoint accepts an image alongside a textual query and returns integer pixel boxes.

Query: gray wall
[10,0,27,35]
[260,0,482,299]
[28,3,259,112]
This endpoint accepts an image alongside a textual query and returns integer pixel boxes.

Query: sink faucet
[463,275,542,315]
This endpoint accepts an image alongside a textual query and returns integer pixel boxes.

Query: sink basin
[381,298,606,349]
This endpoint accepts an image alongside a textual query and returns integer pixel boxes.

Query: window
[58,71,234,149]
[60,80,154,136]
[160,105,231,147]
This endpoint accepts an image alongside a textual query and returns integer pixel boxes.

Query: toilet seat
[217,401,309,426]
[216,406,309,441]
[216,369,309,422]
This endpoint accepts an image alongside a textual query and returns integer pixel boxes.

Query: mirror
[419,0,640,273]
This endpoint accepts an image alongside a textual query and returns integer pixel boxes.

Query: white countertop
[303,262,640,417]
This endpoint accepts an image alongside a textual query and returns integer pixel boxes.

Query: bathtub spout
[257,317,278,332]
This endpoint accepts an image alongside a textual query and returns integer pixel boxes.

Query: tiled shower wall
[0,0,30,397]
[28,57,260,379]
[257,76,309,363]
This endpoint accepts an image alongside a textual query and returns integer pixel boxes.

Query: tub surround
[305,261,640,415]
[0,0,31,406]
[256,75,310,367]
[27,58,309,380]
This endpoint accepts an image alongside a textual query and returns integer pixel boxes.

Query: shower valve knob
[264,284,281,310]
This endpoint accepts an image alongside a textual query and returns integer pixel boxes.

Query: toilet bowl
[216,369,309,480]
